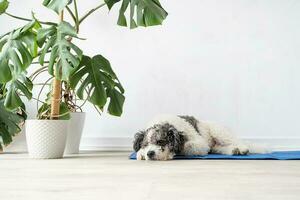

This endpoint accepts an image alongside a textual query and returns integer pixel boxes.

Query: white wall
[1,0,300,141]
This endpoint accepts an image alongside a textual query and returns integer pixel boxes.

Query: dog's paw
[213,144,250,155]
[232,145,249,155]
[137,153,145,160]
[136,150,145,160]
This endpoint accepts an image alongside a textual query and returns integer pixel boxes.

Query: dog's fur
[133,115,268,160]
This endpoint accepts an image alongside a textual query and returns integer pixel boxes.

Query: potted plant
[0,0,167,158]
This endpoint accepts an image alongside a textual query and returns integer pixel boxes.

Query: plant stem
[73,0,79,32]
[32,61,49,64]
[22,95,47,104]
[79,3,106,24]
[29,66,48,79]
[93,104,102,117]
[66,6,76,24]
[36,77,53,113]
[5,12,57,26]
[50,11,64,120]
[31,69,48,82]
[0,31,10,39]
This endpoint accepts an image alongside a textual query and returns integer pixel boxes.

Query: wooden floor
[0,151,299,200]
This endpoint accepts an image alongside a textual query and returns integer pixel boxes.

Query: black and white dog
[133,115,268,160]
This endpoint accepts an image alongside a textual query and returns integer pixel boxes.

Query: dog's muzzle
[147,151,156,160]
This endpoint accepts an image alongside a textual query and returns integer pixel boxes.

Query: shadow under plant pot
[64,112,86,154]
[26,120,69,159]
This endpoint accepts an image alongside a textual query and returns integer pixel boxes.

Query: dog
[133,115,268,160]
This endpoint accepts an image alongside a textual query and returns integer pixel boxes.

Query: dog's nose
[147,151,155,159]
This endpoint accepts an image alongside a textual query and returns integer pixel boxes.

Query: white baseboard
[80,137,133,151]
[80,137,300,151]
[244,138,300,151]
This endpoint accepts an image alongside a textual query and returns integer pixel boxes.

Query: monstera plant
[0,0,167,158]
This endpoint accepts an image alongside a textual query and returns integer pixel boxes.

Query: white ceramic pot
[64,112,86,154]
[26,120,69,159]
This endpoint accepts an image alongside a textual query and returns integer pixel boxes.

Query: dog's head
[133,123,185,160]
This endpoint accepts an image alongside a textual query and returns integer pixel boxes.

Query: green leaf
[0,20,40,83]
[37,25,56,47]
[0,0,9,15]
[93,55,117,79]
[0,33,32,82]
[70,54,125,116]
[0,124,11,150]
[38,22,83,81]
[58,102,70,120]
[107,88,125,116]
[42,0,70,14]
[0,20,37,110]
[0,99,23,149]
[105,0,168,29]
[21,32,39,58]
[104,0,120,10]
[117,0,130,27]
[4,74,33,110]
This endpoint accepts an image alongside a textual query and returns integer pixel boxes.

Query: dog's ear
[168,130,185,154]
[133,130,146,152]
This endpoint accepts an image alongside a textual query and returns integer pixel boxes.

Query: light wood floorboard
[0,151,300,200]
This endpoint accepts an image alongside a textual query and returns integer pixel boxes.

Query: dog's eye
[157,140,166,146]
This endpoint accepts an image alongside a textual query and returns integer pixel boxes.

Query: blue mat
[129,151,300,160]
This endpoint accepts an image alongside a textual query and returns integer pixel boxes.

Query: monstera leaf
[104,0,168,29]
[0,99,23,151]
[0,0,9,15]
[0,20,38,110]
[38,21,82,80]
[42,0,71,14]
[3,74,33,110]
[0,20,40,83]
[70,55,125,116]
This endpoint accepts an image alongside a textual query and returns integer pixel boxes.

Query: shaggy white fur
[135,115,269,160]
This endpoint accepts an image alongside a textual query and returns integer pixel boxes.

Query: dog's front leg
[183,139,210,156]
[136,149,146,160]
[211,144,249,155]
